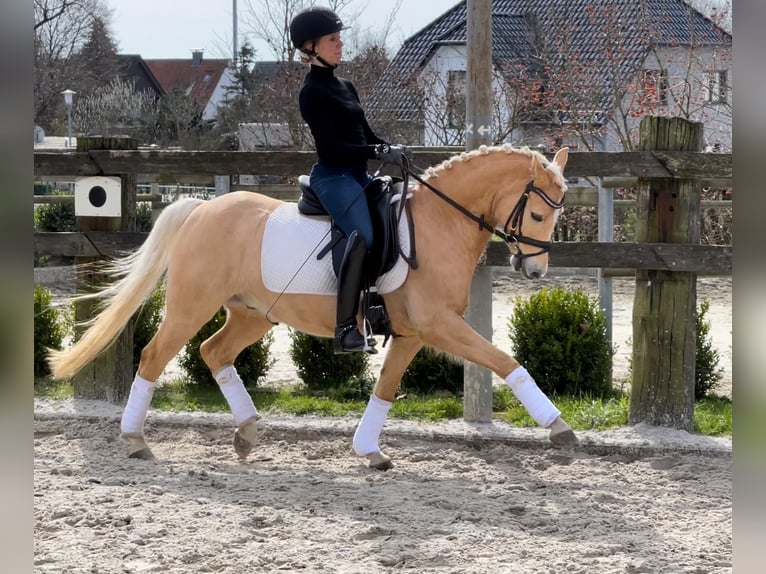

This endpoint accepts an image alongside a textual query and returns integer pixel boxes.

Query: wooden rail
[34,148,732,181]
[34,232,732,274]
[34,141,733,429]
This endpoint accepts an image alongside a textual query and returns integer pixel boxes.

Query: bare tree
[241,0,367,61]
[224,0,399,150]
[155,89,209,149]
[73,78,156,141]
[34,0,114,130]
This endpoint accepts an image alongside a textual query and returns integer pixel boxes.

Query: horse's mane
[421,144,566,189]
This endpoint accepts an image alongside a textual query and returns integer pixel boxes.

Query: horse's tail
[48,198,206,380]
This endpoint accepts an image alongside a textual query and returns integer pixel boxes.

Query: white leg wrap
[505,366,561,428]
[121,375,156,435]
[214,365,258,427]
[353,394,392,456]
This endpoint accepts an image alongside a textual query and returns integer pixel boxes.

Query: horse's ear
[552,147,569,170]
[532,153,552,185]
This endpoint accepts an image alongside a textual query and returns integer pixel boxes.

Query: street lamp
[61,89,76,148]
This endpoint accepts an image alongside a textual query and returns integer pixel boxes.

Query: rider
[289,6,410,354]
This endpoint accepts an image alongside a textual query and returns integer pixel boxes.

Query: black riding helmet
[290,6,348,55]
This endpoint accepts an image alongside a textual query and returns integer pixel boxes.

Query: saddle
[296,175,417,340]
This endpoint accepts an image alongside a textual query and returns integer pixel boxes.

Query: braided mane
[421,144,566,189]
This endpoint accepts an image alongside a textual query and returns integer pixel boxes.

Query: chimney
[192,49,204,67]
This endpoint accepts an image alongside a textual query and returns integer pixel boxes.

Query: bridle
[403,160,565,259]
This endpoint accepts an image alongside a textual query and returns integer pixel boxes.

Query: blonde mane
[421,144,567,189]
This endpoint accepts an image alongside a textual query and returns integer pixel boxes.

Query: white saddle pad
[261,202,411,295]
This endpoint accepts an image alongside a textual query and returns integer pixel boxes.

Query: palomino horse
[49,144,578,469]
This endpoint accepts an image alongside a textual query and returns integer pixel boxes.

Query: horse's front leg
[420,312,578,447]
[353,335,423,470]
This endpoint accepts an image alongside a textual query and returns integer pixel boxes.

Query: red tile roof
[144,58,230,108]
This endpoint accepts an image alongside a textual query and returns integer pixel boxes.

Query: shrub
[131,282,166,371]
[695,298,723,399]
[179,308,275,389]
[288,330,373,400]
[401,346,464,396]
[509,286,614,397]
[34,284,65,377]
[136,202,154,232]
[34,199,76,232]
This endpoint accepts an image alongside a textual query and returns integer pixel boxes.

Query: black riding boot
[334,231,377,354]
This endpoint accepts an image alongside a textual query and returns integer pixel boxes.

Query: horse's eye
[531,212,543,222]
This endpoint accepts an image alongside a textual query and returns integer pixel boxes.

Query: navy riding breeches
[309,163,373,248]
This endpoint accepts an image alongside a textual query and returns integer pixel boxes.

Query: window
[705,70,728,104]
[446,70,466,129]
[642,69,668,107]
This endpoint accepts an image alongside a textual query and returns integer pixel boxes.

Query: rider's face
[314,32,343,67]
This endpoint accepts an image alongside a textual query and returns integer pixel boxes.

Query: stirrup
[334,324,377,354]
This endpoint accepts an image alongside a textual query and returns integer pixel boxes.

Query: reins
[404,158,565,259]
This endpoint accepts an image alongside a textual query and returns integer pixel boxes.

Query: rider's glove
[375,143,412,168]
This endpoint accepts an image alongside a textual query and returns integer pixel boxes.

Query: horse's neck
[416,152,526,233]
[412,154,522,261]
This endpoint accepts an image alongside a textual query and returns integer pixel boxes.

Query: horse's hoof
[128,447,156,461]
[233,415,261,461]
[363,451,394,471]
[548,418,580,448]
[121,433,156,461]
[550,429,579,448]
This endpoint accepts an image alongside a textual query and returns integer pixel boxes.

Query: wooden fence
[34,118,732,429]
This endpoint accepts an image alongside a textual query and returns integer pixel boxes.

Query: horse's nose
[527,270,541,279]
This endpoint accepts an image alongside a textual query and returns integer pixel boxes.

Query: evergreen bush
[401,347,464,396]
[509,286,614,397]
[695,299,723,399]
[288,330,373,400]
[179,308,275,389]
[34,284,64,377]
[136,202,153,232]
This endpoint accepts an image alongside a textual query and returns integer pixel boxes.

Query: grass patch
[693,396,732,435]
[34,377,74,401]
[34,378,731,436]
[495,388,731,435]
[494,389,630,430]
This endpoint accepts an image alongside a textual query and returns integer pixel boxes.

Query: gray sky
[105,0,462,60]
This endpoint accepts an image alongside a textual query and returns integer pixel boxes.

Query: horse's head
[503,147,568,279]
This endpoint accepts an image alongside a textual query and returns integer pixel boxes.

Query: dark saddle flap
[297,175,408,283]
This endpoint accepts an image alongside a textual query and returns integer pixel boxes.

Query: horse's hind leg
[199,306,275,460]
[121,295,224,460]
[353,335,423,470]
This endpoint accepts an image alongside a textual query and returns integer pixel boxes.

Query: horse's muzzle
[511,253,548,279]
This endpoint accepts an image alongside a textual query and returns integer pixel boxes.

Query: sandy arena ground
[35,271,732,573]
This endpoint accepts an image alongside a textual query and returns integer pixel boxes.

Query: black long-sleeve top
[299,64,386,168]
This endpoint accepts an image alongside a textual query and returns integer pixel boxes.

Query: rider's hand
[375,144,411,168]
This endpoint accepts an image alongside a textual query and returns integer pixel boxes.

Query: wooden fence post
[629,117,703,429]
[463,0,494,423]
[73,136,138,403]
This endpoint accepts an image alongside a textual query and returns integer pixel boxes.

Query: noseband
[501,180,566,259]
[405,168,564,259]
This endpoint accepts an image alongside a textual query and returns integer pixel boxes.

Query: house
[116,55,165,100]
[144,51,236,121]
[370,0,732,151]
